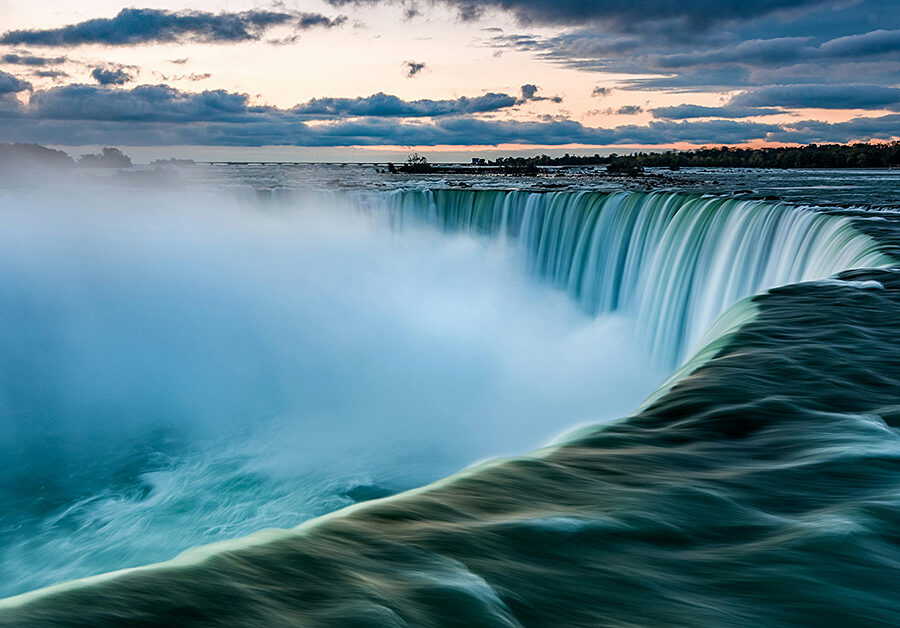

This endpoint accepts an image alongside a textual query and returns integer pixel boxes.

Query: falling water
[3,183,899,626]
[378,189,891,363]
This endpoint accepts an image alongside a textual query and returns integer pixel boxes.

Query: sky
[0,0,898,160]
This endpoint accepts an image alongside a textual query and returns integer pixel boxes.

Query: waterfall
[376,190,891,365]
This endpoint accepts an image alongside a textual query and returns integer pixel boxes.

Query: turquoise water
[0,184,664,597]
[1,170,900,626]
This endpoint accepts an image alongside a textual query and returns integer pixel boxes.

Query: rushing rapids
[2,188,900,627]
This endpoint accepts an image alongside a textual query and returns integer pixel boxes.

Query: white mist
[0,182,664,596]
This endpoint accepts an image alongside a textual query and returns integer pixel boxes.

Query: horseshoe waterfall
[1,177,899,628]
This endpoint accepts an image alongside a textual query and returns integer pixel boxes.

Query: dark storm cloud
[91,66,134,86]
[0,8,346,47]
[1,53,67,67]
[292,92,518,117]
[651,104,786,119]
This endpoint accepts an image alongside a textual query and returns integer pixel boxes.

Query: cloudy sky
[0,0,898,159]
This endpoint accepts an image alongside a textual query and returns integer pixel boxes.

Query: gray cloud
[0,81,896,148]
[0,1,893,148]
[483,0,900,96]
[0,8,346,47]
[0,70,30,93]
[651,104,786,119]
[519,84,562,103]
[1,53,67,67]
[91,66,134,86]
[27,84,263,122]
[328,0,834,29]
[292,91,518,117]
[0,112,782,147]
[616,105,643,115]
[818,28,900,59]
[21,84,521,124]
[157,72,213,82]
[405,61,426,77]
[493,27,900,81]
[648,37,814,69]
[770,113,900,144]
[643,30,900,71]
[732,85,900,111]
[33,70,69,80]
[1,81,893,147]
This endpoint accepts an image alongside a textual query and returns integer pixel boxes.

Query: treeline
[487,142,900,169]
[622,142,900,169]
[0,143,133,169]
[0,142,73,168]
[488,153,609,167]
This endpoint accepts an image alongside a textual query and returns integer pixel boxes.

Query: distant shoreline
[1,141,898,171]
[392,142,900,172]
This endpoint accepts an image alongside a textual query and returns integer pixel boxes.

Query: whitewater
[1,166,899,627]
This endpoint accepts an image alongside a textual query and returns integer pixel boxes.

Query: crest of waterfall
[375,189,891,365]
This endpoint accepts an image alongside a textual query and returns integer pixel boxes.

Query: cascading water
[0,183,666,598]
[378,189,891,364]
[3,178,900,627]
